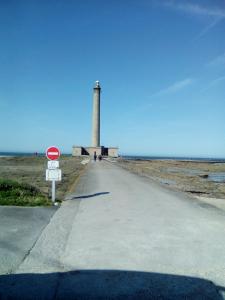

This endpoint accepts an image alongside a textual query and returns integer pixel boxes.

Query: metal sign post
[46,168,62,204]
[52,180,56,203]
[46,146,61,205]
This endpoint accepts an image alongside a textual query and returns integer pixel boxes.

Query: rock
[199,174,208,178]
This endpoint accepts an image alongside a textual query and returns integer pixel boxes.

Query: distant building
[72,81,118,158]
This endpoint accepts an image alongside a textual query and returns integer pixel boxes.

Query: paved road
[1,160,225,299]
[0,206,56,274]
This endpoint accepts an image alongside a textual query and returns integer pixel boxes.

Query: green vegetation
[0,179,51,206]
[0,156,85,206]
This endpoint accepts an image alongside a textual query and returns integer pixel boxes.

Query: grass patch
[0,156,85,205]
[0,178,52,206]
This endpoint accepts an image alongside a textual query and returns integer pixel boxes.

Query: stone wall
[108,148,118,157]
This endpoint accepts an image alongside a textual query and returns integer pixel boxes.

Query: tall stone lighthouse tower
[72,81,118,157]
[92,81,101,147]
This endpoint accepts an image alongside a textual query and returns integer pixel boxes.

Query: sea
[0,152,70,157]
[122,155,225,163]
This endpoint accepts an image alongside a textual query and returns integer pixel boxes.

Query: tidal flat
[0,156,85,205]
[118,159,225,200]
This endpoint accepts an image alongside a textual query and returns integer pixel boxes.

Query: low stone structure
[72,146,118,158]
[72,81,119,158]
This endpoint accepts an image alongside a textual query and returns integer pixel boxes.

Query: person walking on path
[94,151,97,161]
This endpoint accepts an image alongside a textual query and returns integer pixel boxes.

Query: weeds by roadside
[0,179,51,206]
[0,156,85,206]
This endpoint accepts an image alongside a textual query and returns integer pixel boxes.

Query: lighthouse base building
[72,81,119,158]
[72,146,118,157]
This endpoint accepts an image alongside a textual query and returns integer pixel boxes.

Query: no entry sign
[46,146,60,161]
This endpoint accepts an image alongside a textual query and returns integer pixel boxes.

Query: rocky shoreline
[118,158,225,200]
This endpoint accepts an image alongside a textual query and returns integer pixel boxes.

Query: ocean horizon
[122,155,225,163]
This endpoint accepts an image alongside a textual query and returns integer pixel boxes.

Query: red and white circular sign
[46,146,60,161]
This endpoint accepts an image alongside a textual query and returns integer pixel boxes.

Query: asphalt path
[1,160,225,299]
[0,206,56,274]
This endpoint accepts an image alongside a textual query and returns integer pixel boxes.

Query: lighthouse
[72,81,118,157]
[92,81,101,147]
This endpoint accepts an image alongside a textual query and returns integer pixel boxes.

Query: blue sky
[0,0,224,157]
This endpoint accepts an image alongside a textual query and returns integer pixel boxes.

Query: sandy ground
[0,156,86,200]
[118,158,225,200]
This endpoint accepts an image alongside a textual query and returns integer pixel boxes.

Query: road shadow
[0,269,224,299]
[71,192,110,200]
